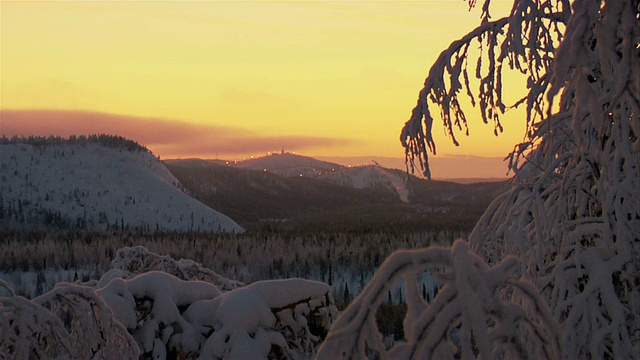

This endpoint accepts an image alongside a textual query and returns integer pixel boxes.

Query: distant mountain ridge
[0,136,243,232]
[233,152,343,177]
[221,152,410,201]
[0,135,510,233]
[164,158,400,231]
[166,152,510,232]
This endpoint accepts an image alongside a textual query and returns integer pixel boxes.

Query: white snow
[111,245,244,291]
[0,141,243,232]
[1,246,338,359]
[319,165,410,202]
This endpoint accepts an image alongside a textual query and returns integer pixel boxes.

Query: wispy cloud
[0,109,358,158]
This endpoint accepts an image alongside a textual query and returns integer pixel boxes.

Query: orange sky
[1,1,525,177]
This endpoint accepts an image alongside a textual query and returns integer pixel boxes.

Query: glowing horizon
[2,1,526,170]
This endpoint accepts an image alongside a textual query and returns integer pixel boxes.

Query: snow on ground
[0,142,243,232]
[372,166,409,203]
[1,246,338,359]
[320,165,410,202]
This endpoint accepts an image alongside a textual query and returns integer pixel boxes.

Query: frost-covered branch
[317,240,562,359]
[401,0,570,178]
[401,0,638,356]
[464,0,640,357]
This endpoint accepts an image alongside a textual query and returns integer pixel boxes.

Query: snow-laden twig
[316,240,562,359]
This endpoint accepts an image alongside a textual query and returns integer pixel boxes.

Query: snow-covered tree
[33,283,140,358]
[110,245,244,291]
[2,246,339,359]
[100,247,338,359]
[0,280,74,358]
[398,0,639,357]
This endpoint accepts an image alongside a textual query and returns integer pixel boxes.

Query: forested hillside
[0,136,243,232]
[166,158,508,232]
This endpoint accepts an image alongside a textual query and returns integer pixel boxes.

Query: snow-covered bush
[101,247,338,358]
[0,280,74,358]
[317,240,561,359]
[97,271,221,358]
[186,279,337,359]
[1,246,338,359]
[34,282,141,358]
[1,279,140,359]
[111,245,244,291]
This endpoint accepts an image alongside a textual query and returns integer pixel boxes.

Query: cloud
[0,109,357,158]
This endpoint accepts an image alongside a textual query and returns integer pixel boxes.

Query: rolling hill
[232,152,343,177]
[164,158,400,231]
[0,136,243,232]
[165,153,510,232]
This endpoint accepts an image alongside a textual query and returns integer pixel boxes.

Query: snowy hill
[164,159,400,230]
[219,153,408,201]
[0,138,243,232]
[318,165,410,203]
[165,156,509,232]
[233,152,343,177]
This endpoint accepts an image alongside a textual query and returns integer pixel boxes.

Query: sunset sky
[1,1,525,177]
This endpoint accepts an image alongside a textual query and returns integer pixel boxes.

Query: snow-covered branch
[317,240,562,359]
[401,0,570,178]
[466,0,640,357]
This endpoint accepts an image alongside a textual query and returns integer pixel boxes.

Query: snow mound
[0,279,140,359]
[111,245,243,291]
[1,246,338,359]
[97,271,221,357]
[187,279,338,360]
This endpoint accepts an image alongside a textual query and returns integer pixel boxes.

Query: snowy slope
[223,153,409,201]
[234,152,343,177]
[319,165,410,203]
[0,142,243,232]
